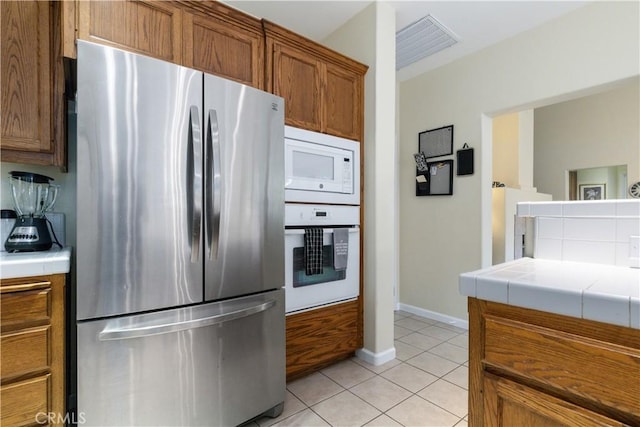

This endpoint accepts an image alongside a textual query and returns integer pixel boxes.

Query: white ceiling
[223,0,590,81]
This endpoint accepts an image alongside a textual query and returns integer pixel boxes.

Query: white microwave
[284,126,360,205]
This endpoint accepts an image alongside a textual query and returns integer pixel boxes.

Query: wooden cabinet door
[78,0,182,63]
[182,10,263,89]
[271,43,323,132]
[484,374,625,427]
[324,62,363,141]
[1,1,52,157]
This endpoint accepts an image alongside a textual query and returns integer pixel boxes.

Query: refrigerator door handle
[189,106,203,263]
[99,299,276,341]
[206,109,221,260]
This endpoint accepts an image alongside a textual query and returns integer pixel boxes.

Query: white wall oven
[285,126,360,205]
[284,204,360,313]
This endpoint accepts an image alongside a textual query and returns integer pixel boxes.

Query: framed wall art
[579,183,606,200]
[418,125,453,159]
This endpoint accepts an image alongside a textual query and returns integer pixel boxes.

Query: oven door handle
[284,227,359,235]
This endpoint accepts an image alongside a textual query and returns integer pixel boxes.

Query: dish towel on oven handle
[304,227,324,275]
[333,228,349,271]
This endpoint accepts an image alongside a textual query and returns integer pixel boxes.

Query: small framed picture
[579,183,606,200]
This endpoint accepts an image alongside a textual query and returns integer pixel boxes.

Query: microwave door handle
[188,106,203,263]
[206,109,221,260]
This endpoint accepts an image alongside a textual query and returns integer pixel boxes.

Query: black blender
[5,171,60,252]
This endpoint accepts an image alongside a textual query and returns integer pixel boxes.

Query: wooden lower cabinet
[0,274,66,427]
[286,299,361,381]
[469,298,640,427]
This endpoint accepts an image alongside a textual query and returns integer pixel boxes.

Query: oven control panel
[285,204,360,227]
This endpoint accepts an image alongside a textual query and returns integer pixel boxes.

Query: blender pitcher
[5,171,60,252]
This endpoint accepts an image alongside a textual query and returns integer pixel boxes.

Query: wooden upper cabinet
[325,62,362,141]
[264,20,368,141]
[271,43,323,132]
[1,1,65,168]
[78,0,183,63]
[181,2,264,89]
[74,1,264,89]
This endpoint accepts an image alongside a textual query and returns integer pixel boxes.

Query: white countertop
[0,247,72,279]
[459,257,640,329]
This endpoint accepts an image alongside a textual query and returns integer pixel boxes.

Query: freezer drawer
[77,289,285,426]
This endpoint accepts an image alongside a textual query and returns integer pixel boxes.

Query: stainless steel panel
[77,289,286,426]
[203,75,285,301]
[76,41,204,319]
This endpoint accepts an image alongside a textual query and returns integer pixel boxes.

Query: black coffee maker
[5,171,59,252]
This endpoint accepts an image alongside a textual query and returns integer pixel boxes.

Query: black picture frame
[418,125,454,159]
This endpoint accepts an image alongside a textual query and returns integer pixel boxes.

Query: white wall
[399,2,640,320]
[534,78,640,200]
[323,2,397,361]
[492,113,519,187]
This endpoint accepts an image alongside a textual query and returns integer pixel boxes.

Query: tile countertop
[459,257,640,329]
[0,247,72,280]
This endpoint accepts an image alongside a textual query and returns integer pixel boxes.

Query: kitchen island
[460,258,639,426]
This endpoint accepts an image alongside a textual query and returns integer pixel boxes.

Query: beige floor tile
[386,395,460,427]
[394,324,413,339]
[418,325,460,341]
[406,352,459,377]
[271,409,330,427]
[447,334,469,349]
[351,356,401,375]
[398,332,443,351]
[455,418,468,427]
[321,359,376,389]
[428,342,469,364]
[443,366,469,390]
[287,372,344,406]
[417,379,468,418]
[393,340,424,361]
[380,363,438,393]
[350,375,412,412]
[394,311,411,321]
[363,414,403,427]
[432,322,468,334]
[394,316,432,331]
[312,391,381,427]
[257,391,306,427]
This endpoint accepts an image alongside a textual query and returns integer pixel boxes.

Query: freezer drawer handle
[99,299,276,341]
[188,105,203,263]
[206,109,221,260]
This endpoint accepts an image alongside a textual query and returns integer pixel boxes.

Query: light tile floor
[250,311,469,427]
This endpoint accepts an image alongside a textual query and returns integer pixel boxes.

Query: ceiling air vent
[396,15,458,70]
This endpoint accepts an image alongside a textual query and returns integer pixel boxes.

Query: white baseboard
[356,346,396,366]
[397,303,469,330]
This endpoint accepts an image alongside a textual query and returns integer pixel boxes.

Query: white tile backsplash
[517,200,640,266]
[562,240,616,264]
[562,201,617,217]
[536,217,562,239]
[563,218,616,241]
[616,218,640,242]
[617,200,640,216]
[529,202,563,217]
[534,238,563,260]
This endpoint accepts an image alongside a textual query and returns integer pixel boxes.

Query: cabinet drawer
[1,288,50,328]
[1,374,50,426]
[484,315,640,417]
[1,326,49,379]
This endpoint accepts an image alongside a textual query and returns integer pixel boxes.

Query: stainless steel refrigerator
[75,41,285,426]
